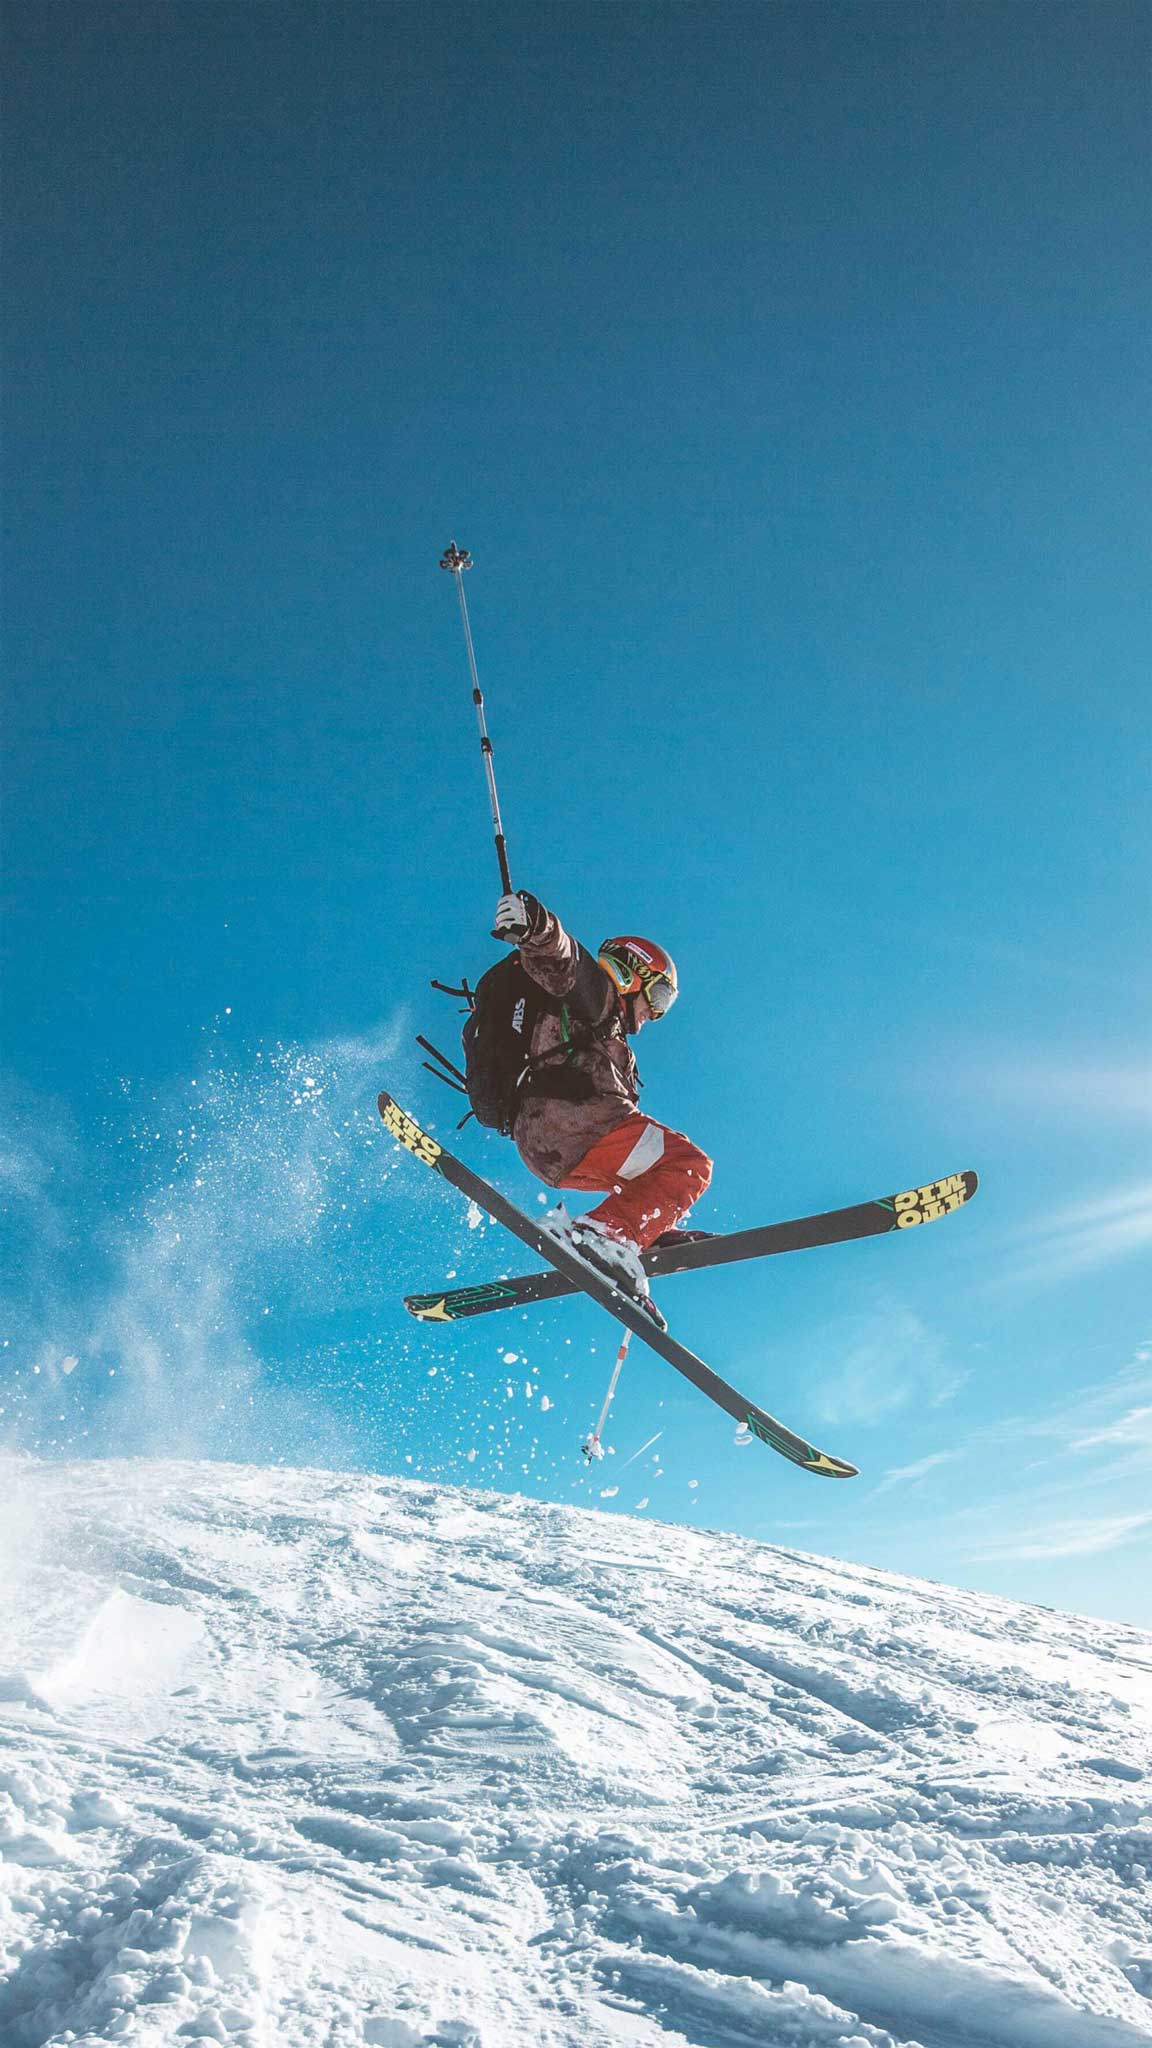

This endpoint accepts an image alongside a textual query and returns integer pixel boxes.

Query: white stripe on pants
[615,1121,666,1180]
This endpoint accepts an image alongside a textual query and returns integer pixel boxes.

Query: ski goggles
[599,940,679,1017]
[638,966,678,1017]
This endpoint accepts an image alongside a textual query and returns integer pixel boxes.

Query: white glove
[493,891,544,942]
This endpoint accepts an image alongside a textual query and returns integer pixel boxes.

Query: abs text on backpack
[461,954,608,1135]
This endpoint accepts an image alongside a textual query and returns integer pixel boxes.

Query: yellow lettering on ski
[894,1174,970,1228]
[379,1097,443,1168]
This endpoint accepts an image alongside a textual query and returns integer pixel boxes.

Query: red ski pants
[558,1114,712,1251]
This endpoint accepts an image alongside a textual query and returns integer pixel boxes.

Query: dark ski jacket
[512,903,640,1183]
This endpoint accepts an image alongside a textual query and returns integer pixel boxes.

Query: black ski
[378,1091,858,1479]
[404,1170,979,1323]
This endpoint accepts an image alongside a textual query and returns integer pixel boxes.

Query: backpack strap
[430,978,475,1009]
[517,998,641,1104]
[417,1035,469,1090]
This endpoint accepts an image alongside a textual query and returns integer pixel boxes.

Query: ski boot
[565,1218,668,1332]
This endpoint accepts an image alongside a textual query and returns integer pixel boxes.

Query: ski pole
[439,542,512,893]
[581,1328,632,1463]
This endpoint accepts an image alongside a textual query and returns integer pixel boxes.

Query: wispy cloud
[896,923,1139,1000]
[916,1048,1152,1124]
[873,1340,1152,1592]
[812,1298,967,1426]
[874,1449,963,1493]
[965,1510,1152,1563]
[1071,1405,1152,1456]
[992,1182,1152,1293]
[975,1057,1152,1123]
[978,1340,1152,1459]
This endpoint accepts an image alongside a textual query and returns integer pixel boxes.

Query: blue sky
[2,1,1150,1623]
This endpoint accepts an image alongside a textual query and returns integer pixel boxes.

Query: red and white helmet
[597,935,678,1017]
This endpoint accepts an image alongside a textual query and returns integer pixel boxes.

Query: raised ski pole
[439,541,513,893]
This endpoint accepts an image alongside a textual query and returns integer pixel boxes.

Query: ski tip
[378,1093,444,1168]
[791,1440,858,1478]
[744,1410,858,1477]
[888,1170,979,1229]
[404,1296,454,1323]
[811,1453,860,1479]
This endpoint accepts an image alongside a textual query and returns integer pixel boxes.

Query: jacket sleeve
[517,904,615,1026]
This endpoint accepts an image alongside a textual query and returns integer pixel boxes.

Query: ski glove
[493,891,546,943]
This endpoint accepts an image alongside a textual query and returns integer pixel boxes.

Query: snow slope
[1,1461,1151,2048]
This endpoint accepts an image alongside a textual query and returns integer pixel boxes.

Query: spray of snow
[0,1022,417,1464]
[1,1029,650,1504]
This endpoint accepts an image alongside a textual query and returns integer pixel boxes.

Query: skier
[492,890,712,1324]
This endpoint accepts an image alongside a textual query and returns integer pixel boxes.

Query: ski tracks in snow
[0,1459,1150,2048]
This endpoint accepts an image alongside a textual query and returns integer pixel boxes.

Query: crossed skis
[379,1090,978,1480]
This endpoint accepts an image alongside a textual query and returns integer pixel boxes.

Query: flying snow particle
[540,1395,552,1412]
[503,1351,520,1365]
[600,1486,619,1498]
[466,1201,485,1230]
[688,1479,698,1489]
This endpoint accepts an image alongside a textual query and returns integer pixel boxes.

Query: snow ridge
[1,1458,1150,2048]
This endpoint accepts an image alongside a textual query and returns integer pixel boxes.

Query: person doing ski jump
[380,547,972,1477]
[491,890,712,1323]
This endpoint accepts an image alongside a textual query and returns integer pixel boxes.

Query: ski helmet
[597,936,678,1016]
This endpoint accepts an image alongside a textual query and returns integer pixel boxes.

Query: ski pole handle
[440,542,513,894]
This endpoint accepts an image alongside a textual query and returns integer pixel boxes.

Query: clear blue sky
[3,2,1149,1623]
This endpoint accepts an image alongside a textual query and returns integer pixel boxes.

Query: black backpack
[458,953,614,1135]
[461,954,546,1135]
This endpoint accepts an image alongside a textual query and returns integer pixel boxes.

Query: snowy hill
[1,1461,1150,2048]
